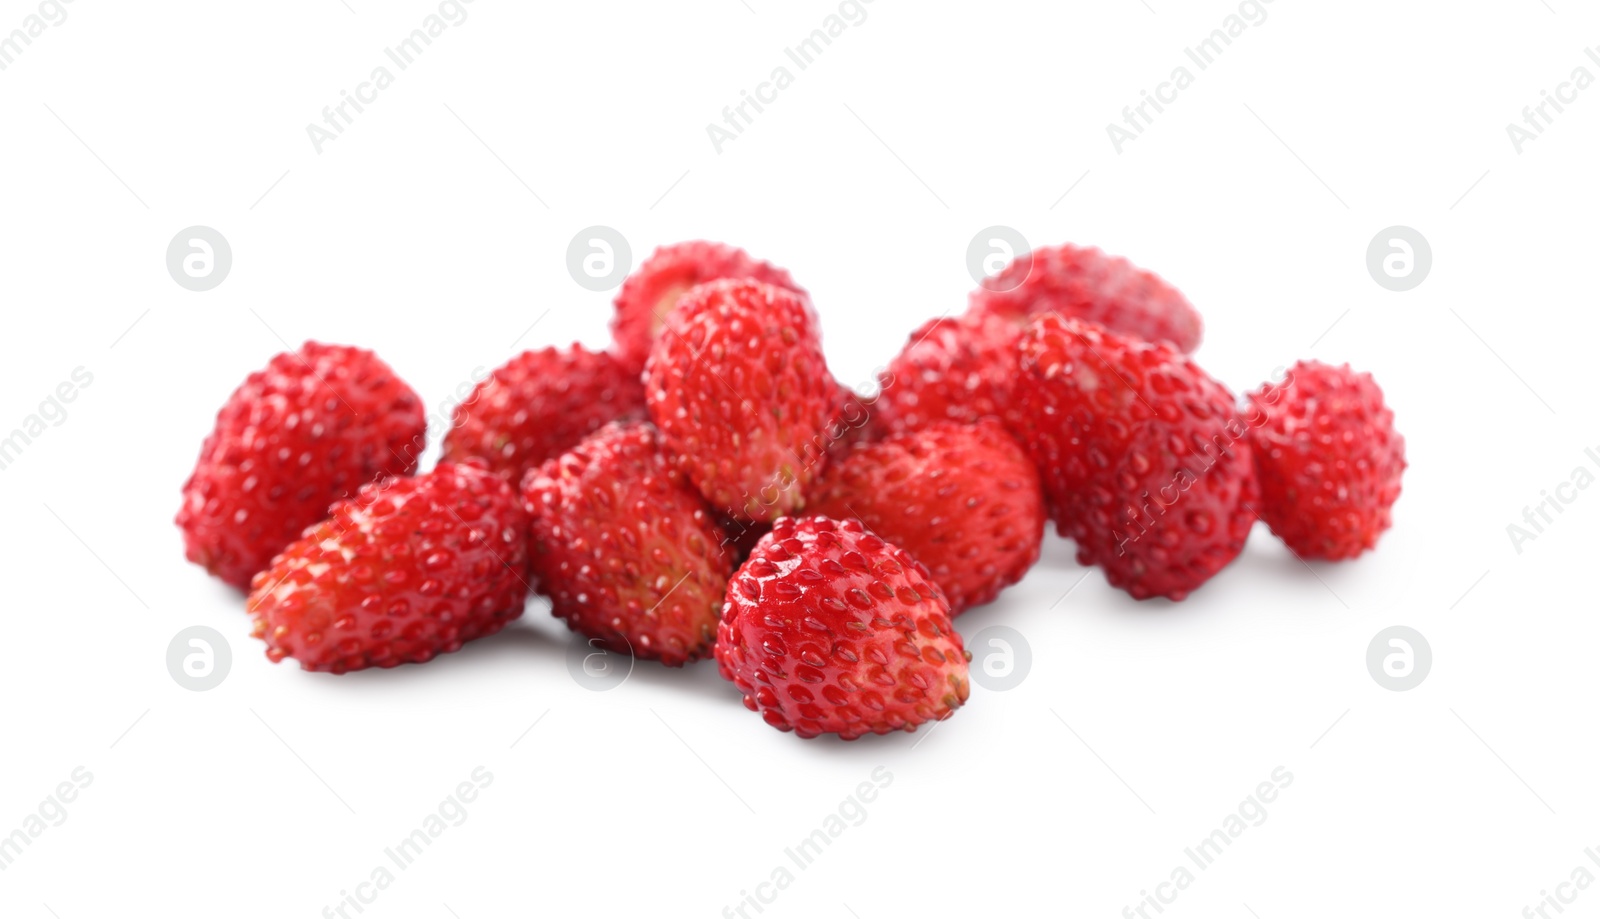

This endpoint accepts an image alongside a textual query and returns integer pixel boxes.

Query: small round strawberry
[523,422,732,665]
[178,342,425,591]
[874,310,1021,435]
[1244,361,1405,560]
[248,462,530,673]
[441,345,645,484]
[715,517,970,740]
[611,241,805,374]
[644,279,835,522]
[807,420,1044,614]
[1011,315,1255,601]
[972,243,1203,353]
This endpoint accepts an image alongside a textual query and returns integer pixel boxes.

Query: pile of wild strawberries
[177,241,1405,740]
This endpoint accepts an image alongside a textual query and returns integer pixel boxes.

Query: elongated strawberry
[611,241,804,373]
[972,243,1202,353]
[441,345,645,484]
[807,420,1044,614]
[178,342,425,590]
[644,279,835,522]
[247,462,530,673]
[523,422,732,665]
[715,517,970,740]
[1011,315,1255,600]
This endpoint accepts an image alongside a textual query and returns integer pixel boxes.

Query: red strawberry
[247,462,530,673]
[715,517,969,740]
[1244,361,1405,560]
[441,345,645,484]
[611,241,805,373]
[644,279,835,522]
[874,310,1021,435]
[522,422,732,665]
[1011,315,1256,600]
[807,420,1044,614]
[972,243,1203,353]
[177,342,425,590]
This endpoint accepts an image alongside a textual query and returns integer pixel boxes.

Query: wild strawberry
[247,462,531,673]
[611,241,805,374]
[441,345,645,484]
[715,517,970,740]
[1244,361,1405,560]
[644,279,835,522]
[972,243,1203,353]
[807,420,1044,614]
[874,310,1021,435]
[1011,315,1256,600]
[177,342,425,590]
[522,422,732,665]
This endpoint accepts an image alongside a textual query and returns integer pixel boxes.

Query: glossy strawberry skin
[177,342,425,590]
[874,310,1022,436]
[441,345,645,484]
[1011,315,1256,601]
[644,279,835,523]
[715,517,970,740]
[972,243,1202,353]
[611,241,805,374]
[247,462,531,674]
[522,422,732,665]
[1245,361,1405,560]
[807,420,1045,614]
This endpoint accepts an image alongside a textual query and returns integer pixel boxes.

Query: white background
[1,0,1596,916]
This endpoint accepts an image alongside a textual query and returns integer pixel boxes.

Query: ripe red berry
[644,278,835,522]
[611,241,805,374]
[441,345,645,484]
[715,517,970,740]
[247,462,531,673]
[1011,315,1256,600]
[874,310,1021,436]
[522,422,733,665]
[972,243,1203,353]
[807,420,1045,614]
[177,342,425,590]
[1244,361,1405,560]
